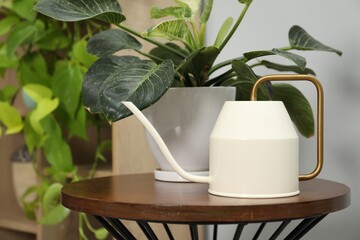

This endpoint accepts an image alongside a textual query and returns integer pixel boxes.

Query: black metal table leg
[94,216,125,240]
[189,224,199,240]
[137,221,158,240]
[233,224,246,240]
[284,215,327,240]
[269,220,291,240]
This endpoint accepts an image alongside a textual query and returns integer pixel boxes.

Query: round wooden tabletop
[61,173,350,223]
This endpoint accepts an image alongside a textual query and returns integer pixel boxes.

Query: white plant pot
[142,87,236,181]
[12,162,37,208]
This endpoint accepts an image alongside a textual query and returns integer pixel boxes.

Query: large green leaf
[83,55,141,114]
[243,49,307,70]
[258,60,316,75]
[83,57,175,122]
[178,46,220,86]
[34,0,125,24]
[71,39,97,67]
[273,83,314,137]
[144,19,190,41]
[87,29,142,57]
[29,98,59,135]
[289,25,342,56]
[18,53,51,86]
[232,59,257,81]
[98,59,175,122]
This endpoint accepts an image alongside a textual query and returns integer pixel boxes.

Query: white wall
[206,0,360,239]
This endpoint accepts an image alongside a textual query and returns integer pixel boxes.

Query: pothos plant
[0,0,110,239]
[34,0,341,138]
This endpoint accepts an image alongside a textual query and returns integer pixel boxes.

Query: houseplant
[0,0,110,239]
[33,0,341,175]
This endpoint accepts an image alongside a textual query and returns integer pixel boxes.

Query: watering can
[122,75,324,198]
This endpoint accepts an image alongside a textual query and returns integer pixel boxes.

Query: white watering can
[122,75,324,198]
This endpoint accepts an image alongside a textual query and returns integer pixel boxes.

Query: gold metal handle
[251,74,324,181]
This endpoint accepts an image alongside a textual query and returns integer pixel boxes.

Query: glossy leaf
[0,102,23,134]
[98,59,175,122]
[87,29,142,57]
[289,25,342,56]
[258,60,316,75]
[178,46,220,86]
[145,19,189,41]
[151,6,191,19]
[232,59,257,81]
[34,0,125,24]
[83,55,141,114]
[243,49,307,70]
[214,17,233,48]
[273,83,314,137]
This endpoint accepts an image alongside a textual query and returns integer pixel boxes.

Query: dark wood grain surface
[62,173,350,223]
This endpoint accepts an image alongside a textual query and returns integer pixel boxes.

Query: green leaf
[23,84,53,104]
[39,183,70,225]
[178,46,220,86]
[200,0,213,23]
[243,49,307,70]
[36,24,70,50]
[82,55,142,114]
[149,43,186,65]
[34,0,126,24]
[175,0,201,17]
[0,45,19,68]
[29,98,59,134]
[83,58,174,122]
[66,107,87,140]
[96,140,112,162]
[232,59,257,82]
[289,25,342,56]
[51,62,83,117]
[6,21,37,57]
[0,16,20,36]
[87,29,142,57]
[42,117,75,172]
[258,60,316,75]
[273,83,314,137]
[0,85,17,102]
[17,53,50,86]
[13,0,37,21]
[0,102,23,134]
[98,59,175,122]
[214,17,233,48]
[94,228,109,240]
[145,19,190,41]
[24,117,44,153]
[71,39,97,67]
[151,6,192,19]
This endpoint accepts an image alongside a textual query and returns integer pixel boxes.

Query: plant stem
[116,24,187,58]
[209,56,245,75]
[218,1,253,52]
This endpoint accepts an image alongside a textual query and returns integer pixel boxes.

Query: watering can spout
[122,101,211,183]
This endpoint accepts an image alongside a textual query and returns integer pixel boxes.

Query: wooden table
[62,173,350,240]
